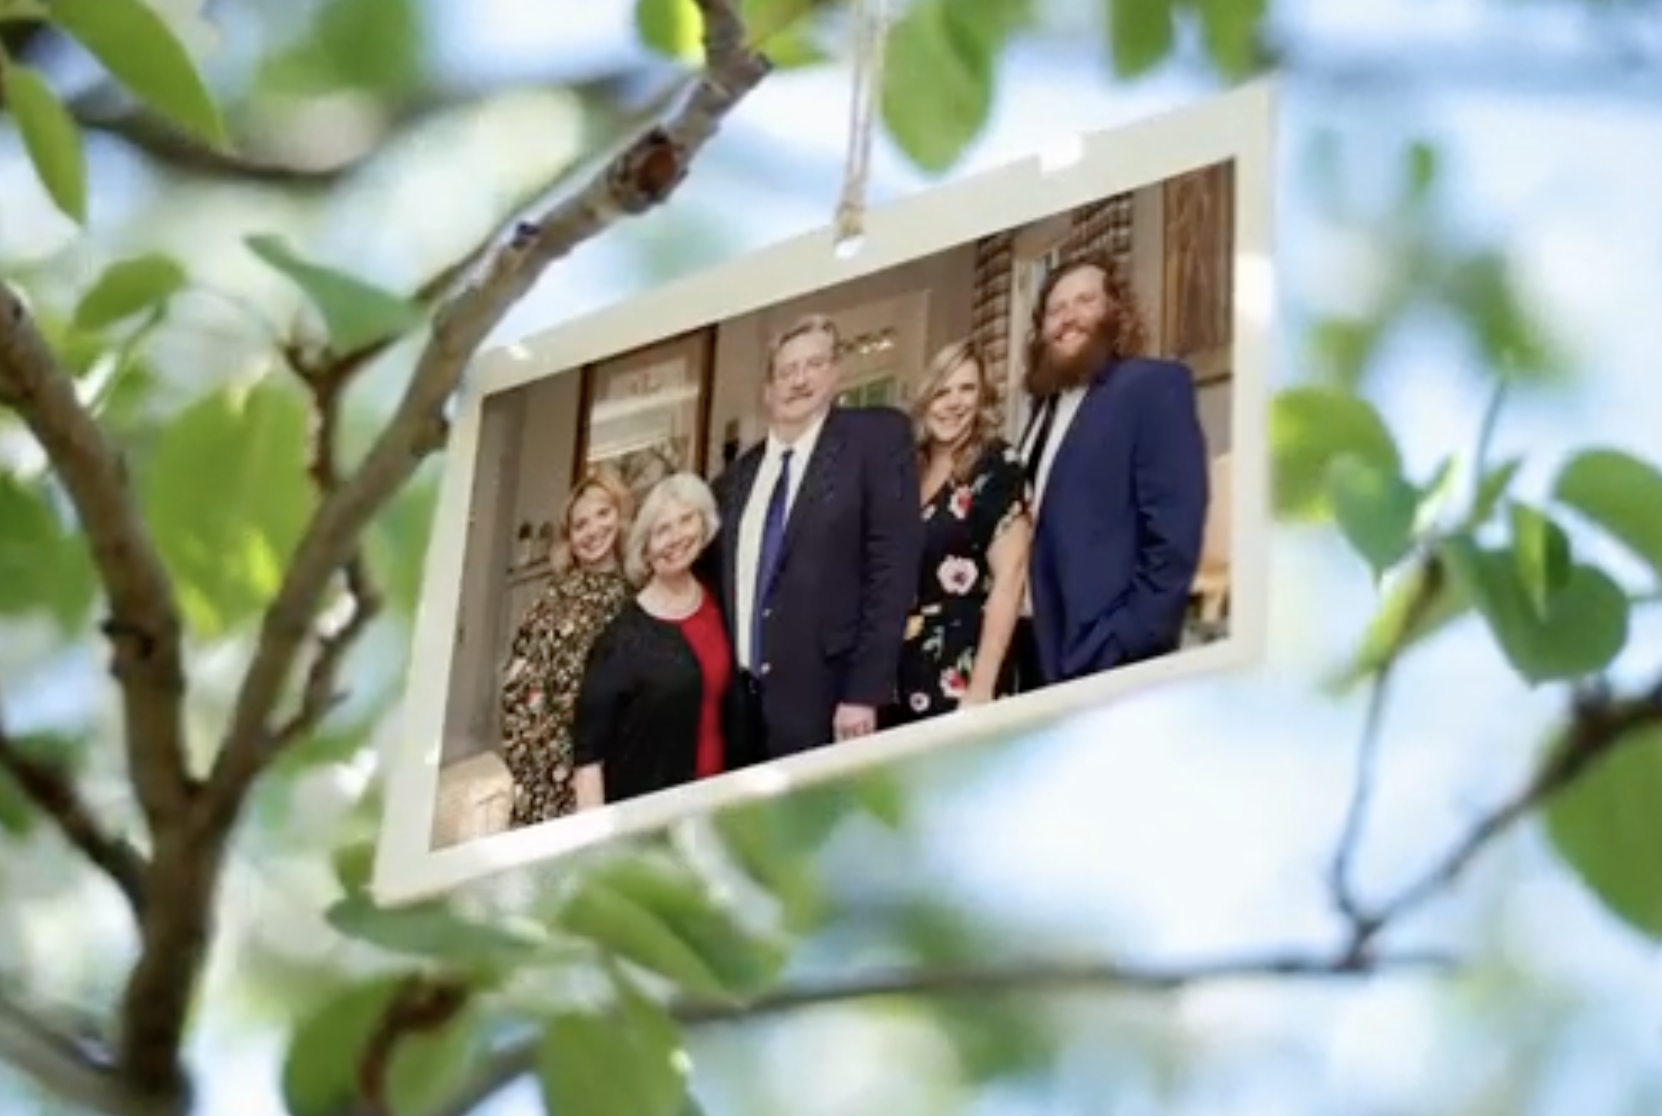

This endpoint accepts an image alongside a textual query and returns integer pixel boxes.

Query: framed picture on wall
[572,328,716,504]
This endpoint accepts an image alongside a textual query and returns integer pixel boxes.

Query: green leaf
[943,0,1034,58]
[1440,535,1630,685]
[2,62,87,222]
[1405,139,1438,203]
[0,472,97,631]
[1322,555,1471,694]
[1189,0,1266,79]
[1442,250,1563,383]
[636,0,702,59]
[245,235,423,352]
[712,788,846,932]
[1468,455,1523,528]
[1271,386,1401,519]
[880,0,994,174]
[137,380,314,638]
[332,838,376,895]
[73,254,188,331]
[555,872,731,1000]
[281,976,483,1116]
[577,851,790,998]
[1104,0,1174,79]
[850,769,907,829]
[324,892,546,972]
[262,0,428,97]
[538,998,687,1116]
[1541,721,1662,941]
[1551,448,1662,588]
[368,471,440,616]
[0,768,32,836]
[1325,455,1420,577]
[1306,316,1384,390]
[50,0,226,148]
[1508,502,1572,614]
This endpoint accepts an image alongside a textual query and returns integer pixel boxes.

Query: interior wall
[440,371,581,765]
[706,243,978,453]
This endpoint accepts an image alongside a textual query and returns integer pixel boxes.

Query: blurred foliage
[0,1,1660,1116]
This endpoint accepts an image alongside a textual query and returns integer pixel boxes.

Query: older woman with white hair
[572,472,734,810]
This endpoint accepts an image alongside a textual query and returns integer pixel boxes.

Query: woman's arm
[573,764,605,811]
[571,619,628,812]
[966,512,1031,703]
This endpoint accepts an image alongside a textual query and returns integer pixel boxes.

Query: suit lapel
[1038,384,1105,543]
[774,410,846,579]
[722,448,763,618]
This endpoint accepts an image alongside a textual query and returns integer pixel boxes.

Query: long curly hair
[1022,252,1149,398]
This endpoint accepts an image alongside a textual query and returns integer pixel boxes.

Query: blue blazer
[1028,357,1209,685]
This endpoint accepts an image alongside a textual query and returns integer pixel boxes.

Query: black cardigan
[571,599,746,805]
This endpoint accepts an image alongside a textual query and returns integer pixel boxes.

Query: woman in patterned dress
[893,340,1032,725]
[499,467,634,827]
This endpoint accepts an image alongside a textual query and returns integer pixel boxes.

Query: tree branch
[0,696,147,913]
[103,0,770,1104]
[432,946,1451,1116]
[0,289,194,832]
[0,989,149,1116]
[1346,678,1662,952]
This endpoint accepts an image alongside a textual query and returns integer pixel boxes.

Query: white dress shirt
[734,411,828,671]
[1018,386,1087,616]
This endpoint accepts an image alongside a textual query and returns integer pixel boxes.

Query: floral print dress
[896,439,1029,723]
[499,567,630,826]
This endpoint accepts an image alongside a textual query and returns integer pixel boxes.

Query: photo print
[374,83,1275,903]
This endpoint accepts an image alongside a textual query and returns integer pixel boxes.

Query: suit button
[763,608,772,619]
[760,662,772,676]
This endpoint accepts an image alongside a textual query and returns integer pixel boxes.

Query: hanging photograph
[375,82,1277,902]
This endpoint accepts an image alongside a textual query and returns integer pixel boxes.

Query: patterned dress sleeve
[977,442,1030,545]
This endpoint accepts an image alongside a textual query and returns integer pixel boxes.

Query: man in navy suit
[1014,253,1209,687]
[704,313,922,760]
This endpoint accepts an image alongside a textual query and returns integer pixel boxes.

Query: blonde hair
[550,466,634,575]
[624,472,721,586]
[910,338,1002,482]
[765,313,841,382]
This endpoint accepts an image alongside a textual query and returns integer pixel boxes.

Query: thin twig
[0,989,148,1116]
[0,706,147,913]
[429,946,1450,1116]
[1325,659,1398,933]
[1357,680,1662,944]
[0,287,194,831]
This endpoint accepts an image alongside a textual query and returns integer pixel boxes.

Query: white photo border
[372,80,1278,905]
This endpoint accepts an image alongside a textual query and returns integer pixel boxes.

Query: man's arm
[844,408,923,707]
[1116,363,1209,656]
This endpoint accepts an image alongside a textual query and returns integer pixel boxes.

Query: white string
[834,0,891,255]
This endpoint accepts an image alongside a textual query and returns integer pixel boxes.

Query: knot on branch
[607,128,691,214]
[358,977,472,1111]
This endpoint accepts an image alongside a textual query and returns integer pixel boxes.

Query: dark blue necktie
[751,448,794,669]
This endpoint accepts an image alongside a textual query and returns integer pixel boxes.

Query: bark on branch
[0,290,193,831]
[0,703,147,912]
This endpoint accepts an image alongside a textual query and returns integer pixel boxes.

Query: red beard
[1025,316,1115,398]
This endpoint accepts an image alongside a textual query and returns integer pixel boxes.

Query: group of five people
[497,254,1212,826]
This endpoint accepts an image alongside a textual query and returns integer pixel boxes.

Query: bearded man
[1012,253,1209,687]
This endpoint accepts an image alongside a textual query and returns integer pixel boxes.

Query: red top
[677,593,732,780]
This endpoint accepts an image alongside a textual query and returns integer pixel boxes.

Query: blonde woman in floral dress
[499,468,634,826]
[893,340,1031,726]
